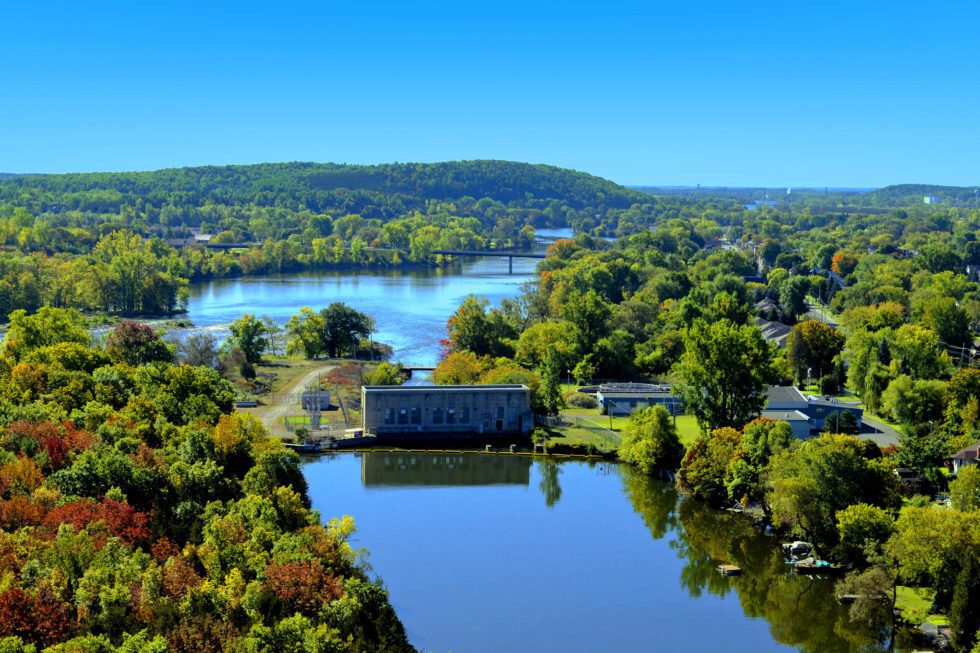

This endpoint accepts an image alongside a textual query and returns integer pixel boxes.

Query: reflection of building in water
[360,452,531,487]
[361,384,533,436]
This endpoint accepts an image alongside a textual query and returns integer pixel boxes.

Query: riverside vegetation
[428,181,980,650]
[2,162,980,650]
[0,312,414,652]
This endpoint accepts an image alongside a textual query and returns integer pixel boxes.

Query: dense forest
[0,312,414,651]
[0,161,683,321]
[433,177,980,650]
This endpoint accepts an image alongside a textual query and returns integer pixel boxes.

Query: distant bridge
[186,242,547,273]
[366,247,546,273]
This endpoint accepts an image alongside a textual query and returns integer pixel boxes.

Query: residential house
[952,442,980,474]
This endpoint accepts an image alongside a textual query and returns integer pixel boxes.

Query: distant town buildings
[923,196,940,204]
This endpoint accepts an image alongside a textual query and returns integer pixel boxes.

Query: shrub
[567,393,597,409]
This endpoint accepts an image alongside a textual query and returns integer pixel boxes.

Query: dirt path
[247,363,335,435]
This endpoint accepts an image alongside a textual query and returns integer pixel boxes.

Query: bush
[566,393,597,409]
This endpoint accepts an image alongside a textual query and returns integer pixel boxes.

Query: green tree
[785,320,845,384]
[513,320,580,370]
[3,307,90,361]
[560,290,610,352]
[951,554,980,652]
[921,296,972,349]
[677,427,741,506]
[362,362,404,386]
[767,434,900,549]
[676,319,779,431]
[540,344,564,416]
[618,405,684,475]
[881,375,948,427]
[835,503,895,567]
[286,307,326,359]
[893,324,951,380]
[444,295,515,358]
[228,313,267,365]
[778,276,810,322]
[951,466,980,512]
[105,321,173,366]
[261,315,286,356]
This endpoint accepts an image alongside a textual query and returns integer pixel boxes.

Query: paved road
[860,416,902,448]
[804,301,839,327]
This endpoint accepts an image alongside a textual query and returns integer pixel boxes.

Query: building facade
[361,384,533,437]
[595,383,681,416]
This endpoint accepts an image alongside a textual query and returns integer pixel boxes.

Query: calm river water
[304,452,891,653]
[184,229,568,367]
[187,229,893,652]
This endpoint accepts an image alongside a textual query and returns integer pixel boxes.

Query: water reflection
[360,452,531,487]
[537,459,563,507]
[621,469,896,652]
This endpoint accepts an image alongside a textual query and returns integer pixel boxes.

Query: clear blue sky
[2,1,978,187]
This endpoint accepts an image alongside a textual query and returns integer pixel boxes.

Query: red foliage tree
[43,497,151,546]
[163,556,203,601]
[264,560,344,616]
[0,496,45,531]
[0,587,72,647]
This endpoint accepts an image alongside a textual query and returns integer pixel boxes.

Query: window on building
[384,408,394,425]
[447,408,456,424]
[460,407,470,423]
[411,407,421,424]
[433,407,443,424]
[398,408,408,425]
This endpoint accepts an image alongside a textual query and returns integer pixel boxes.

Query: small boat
[717,564,742,576]
[793,560,843,575]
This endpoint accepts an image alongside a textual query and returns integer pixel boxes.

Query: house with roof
[764,386,863,436]
[952,442,980,474]
[755,317,793,348]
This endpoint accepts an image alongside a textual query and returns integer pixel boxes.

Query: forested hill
[0,160,645,213]
[868,183,980,206]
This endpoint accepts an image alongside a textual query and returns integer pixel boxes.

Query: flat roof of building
[598,382,672,393]
[761,410,811,423]
[362,384,529,393]
[598,391,677,400]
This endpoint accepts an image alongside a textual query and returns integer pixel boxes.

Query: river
[184,228,569,368]
[303,452,893,653]
[185,230,896,652]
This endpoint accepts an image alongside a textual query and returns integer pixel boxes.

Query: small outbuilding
[301,390,331,411]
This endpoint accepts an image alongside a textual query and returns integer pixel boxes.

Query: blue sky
[1,0,978,186]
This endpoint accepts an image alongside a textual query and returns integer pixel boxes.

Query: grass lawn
[559,406,703,448]
[895,586,947,626]
[673,414,703,446]
[541,425,620,452]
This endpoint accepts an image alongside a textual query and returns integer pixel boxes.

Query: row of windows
[381,405,506,426]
